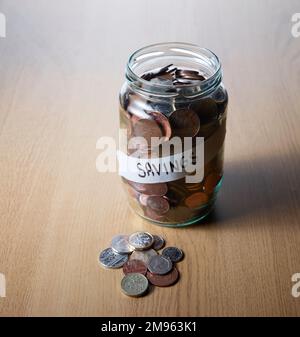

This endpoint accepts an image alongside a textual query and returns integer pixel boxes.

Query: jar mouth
[126,42,222,97]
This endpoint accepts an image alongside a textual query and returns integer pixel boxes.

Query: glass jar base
[137,202,216,228]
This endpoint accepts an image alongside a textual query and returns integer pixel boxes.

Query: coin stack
[99,231,184,297]
[120,63,228,225]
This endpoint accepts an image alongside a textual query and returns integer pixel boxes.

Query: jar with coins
[118,43,228,227]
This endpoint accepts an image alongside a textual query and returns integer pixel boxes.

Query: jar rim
[126,42,222,96]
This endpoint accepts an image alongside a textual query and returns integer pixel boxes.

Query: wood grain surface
[0,0,300,316]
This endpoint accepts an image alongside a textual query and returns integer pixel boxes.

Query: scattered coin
[123,259,147,275]
[147,267,179,287]
[130,249,158,265]
[99,231,185,297]
[152,235,165,250]
[148,255,173,275]
[111,234,134,254]
[162,247,184,263]
[121,273,149,297]
[99,248,128,269]
[128,231,154,250]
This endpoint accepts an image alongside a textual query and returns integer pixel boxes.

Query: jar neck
[126,43,222,99]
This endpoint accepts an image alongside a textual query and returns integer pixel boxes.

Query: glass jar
[118,42,228,227]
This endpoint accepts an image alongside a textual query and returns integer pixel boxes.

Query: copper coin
[189,98,218,124]
[144,208,166,222]
[204,172,222,194]
[175,69,205,81]
[146,196,170,215]
[169,109,200,138]
[123,259,147,275]
[185,192,209,208]
[128,181,168,196]
[139,194,149,206]
[131,119,163,148]
[146,267,179,287]
[148,111,171,141]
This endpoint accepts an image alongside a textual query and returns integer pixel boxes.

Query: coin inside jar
[131,119,163,149]
[121,273,149,297]
[128,231,154,250]
[147,255,173,275]
[146,196,170,215]
[169,108,200,138]
[127,181,168,196]
[146,267,179,287]
[99,248,129,269]
[189,98,218,124]
[185,192,209,209]
[123,259,147,275]
[162,247,184,263]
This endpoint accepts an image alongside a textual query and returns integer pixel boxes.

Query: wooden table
[0,0,300,316]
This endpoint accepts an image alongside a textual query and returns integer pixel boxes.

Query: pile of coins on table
[119,62,227,226]
[99,231,184,297]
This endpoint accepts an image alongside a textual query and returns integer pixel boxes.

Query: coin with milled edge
[162,247,184,263]
[146,267,179,287]
[99,248,128,269]
[152,235,165,250]
[121,273,149,297]
[111,234,134,254]
[148,255,173,275]
[129,231,154,250]
[123,259,147,275]
[130,249,158,265]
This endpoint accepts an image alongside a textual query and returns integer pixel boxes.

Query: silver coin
[162,247,184,263]
[128,231,154,250]
[152,235,165,250]
[111,234,134,254]
[130,249,158,265]
[99,247,128,269]
[147,255,173,275]
[121,273,149,297]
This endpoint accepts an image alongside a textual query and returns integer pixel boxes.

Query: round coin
[185,192,209,209]
[99,248,128,269]
[146,196,170,215]
[162,247,184,263]
[123,259,147,275]
[111,234,134,254]
[132,119,163,148]
[146,267,179,287]
[128,181,168,196]
[130,249,158,265]
[148,111,172,140]
[121,273,149,297]
[152,235,165,250]
[129,231,154,250]
[148,255,173,275]
[169,108,200,138]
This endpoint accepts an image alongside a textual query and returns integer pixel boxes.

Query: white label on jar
[118,139,204,184]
